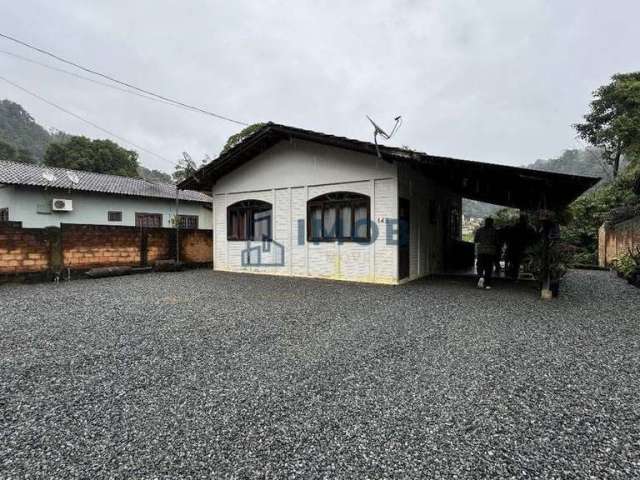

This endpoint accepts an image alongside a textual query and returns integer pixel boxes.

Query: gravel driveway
[1,269,639,479]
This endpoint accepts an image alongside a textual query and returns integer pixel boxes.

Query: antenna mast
[366,115,402,158]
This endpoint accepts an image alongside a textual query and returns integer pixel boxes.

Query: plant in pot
[523,240,574,297]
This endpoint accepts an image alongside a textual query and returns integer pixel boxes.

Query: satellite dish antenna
[366,115,402,158]
[66,171,80,184]
[42,170,57,183]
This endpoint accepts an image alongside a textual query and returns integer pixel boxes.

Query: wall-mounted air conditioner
[52,199,73,211]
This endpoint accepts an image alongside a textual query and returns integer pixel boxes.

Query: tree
[221,123,265,154]
[575,72,640,177]
[172,153,210,183]
[0,99,53,162]
[138,166,173,184]
[0,140,16,161]
[44,136,140,177]
[0,140,36,164]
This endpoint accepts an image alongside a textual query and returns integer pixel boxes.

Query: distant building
[0,160,212,229]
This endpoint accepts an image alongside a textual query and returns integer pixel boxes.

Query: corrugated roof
[0,160,211,203]
[179,122,600,210]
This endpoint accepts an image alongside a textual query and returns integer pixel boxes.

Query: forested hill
[0,99,62,163]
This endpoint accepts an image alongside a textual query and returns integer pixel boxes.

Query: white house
[0,160,212,229]
[178,123,597,285]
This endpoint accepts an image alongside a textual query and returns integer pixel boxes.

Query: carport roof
[180,122,600,210]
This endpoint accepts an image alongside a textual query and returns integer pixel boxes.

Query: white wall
[212,139,399,284]
[4,188,212,229]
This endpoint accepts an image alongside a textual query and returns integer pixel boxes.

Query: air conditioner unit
[52,199,73,211]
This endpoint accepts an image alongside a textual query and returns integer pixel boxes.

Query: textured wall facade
[0,222,50,273]
[0,222,212,279]
[599,216,640,267]
[211,138,459,284]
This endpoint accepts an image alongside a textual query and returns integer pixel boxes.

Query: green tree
[0,99,53,162]
[575,72,640,177]
[44,136,140,177]
[172,154,210,183]
[0,140,16,161]
[138,166,173,184]
[221,123,265,154]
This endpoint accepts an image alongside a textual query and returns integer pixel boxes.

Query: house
[0,160,212,229]
[178,123,598,285]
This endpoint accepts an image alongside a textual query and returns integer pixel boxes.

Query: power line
[0,49,199,113]
[0,32,249,126]
[0,74,177,168]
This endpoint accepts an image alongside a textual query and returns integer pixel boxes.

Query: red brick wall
[0,223,50,273]
[62,224,141,269]
[180,229,213,263]
[1,223,213,278]
[599,216,640,266]
[147,229,173,264]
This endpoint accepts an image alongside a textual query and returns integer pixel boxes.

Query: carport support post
[540,220,552,300]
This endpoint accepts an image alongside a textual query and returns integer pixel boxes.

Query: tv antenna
[366,115,402,158]
[66,170,80,185]
[42,170,57,183]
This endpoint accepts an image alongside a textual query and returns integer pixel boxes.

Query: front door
[399,198,410,280]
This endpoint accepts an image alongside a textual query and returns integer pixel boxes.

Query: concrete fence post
[598,223,608,267]
[45,226,63,276]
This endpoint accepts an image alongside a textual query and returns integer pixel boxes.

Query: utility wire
[0,32,249,126]
[0,74,177,167]
[0,49,198,113]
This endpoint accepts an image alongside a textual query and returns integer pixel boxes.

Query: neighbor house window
[0,208,8,222]
[135,213,162,228]
[307,192,370,242]
[227,200,272,241]
[178,215,199,229]
[108,211,122,222]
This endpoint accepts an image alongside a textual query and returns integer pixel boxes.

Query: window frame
[307,192,371,242]
[107,211,123,222]
[227,200,272,241]
[135,212,163,228]
[177,214,199,230]
[0,207,8,223]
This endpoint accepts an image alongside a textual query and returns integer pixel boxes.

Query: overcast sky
[1,1,638,173]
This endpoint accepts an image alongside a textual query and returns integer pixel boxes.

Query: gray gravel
[1,269,639,479]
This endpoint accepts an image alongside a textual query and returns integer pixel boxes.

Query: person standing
[474,217,498,290]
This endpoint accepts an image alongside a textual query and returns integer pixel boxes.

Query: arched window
[227,200,272,241]
[307,192,370,242]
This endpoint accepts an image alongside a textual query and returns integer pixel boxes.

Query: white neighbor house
[0,160,212,229]
[179,123,597,285]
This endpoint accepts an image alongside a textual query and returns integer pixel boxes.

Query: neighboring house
[0,160,212,229]
[178,123,597,285]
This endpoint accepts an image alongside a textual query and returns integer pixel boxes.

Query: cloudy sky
[1,1,638,173]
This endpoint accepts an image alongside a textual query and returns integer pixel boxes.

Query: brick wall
[62,224,141,269]
[147,229,173,264]
[0,223,213,280]
[599,216,640,267]
[0,222,50,274]
[180,229,213,263]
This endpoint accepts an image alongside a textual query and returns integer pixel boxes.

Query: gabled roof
[0,160,211,203]
[179,122,600,210]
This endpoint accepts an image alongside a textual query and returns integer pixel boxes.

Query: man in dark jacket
[474,217,498,290]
